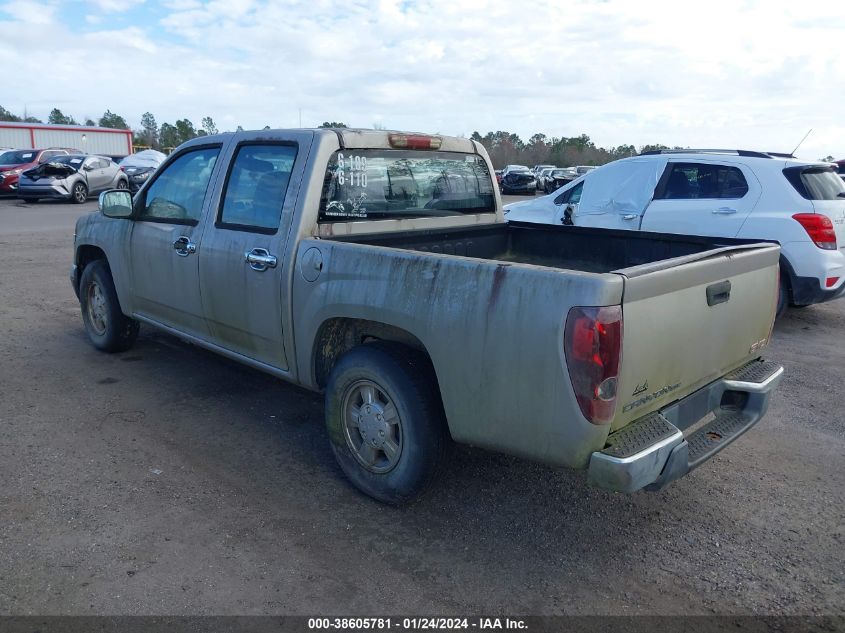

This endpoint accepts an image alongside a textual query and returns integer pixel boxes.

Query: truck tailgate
[611,243,780,431]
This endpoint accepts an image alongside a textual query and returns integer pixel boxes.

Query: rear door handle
[713,207,737,214]
[173,236,197,256]
[245,247,277,271]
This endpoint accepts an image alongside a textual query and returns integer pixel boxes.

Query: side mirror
[99,189,133,218]
[83,164,93,171]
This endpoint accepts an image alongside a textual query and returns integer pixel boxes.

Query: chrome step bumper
[588,359,784,493]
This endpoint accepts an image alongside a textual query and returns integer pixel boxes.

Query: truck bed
[331,221,764,274]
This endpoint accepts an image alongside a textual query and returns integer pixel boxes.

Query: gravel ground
[0,197,843,616]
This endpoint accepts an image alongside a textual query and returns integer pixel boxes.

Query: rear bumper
[588,359,784,493]
[502,182,537,193]
[789,273,845,305]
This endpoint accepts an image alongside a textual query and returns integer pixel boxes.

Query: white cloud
[0,0,843,160]
[88,0,145,12]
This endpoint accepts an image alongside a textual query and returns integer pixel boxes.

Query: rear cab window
[319,150,495,222]
[783,166,845,200]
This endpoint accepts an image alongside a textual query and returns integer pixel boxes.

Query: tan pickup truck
[71,128,783,504]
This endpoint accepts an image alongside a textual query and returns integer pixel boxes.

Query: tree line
[5,106,834,165]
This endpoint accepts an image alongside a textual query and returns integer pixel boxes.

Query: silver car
[18,154,128,203]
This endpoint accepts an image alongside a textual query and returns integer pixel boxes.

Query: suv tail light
[564,305,623,425]
[793,213,837,250]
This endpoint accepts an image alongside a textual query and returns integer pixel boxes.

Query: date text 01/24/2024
[307,617,527,630]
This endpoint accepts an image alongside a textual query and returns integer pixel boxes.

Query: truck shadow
[105,327,740,591]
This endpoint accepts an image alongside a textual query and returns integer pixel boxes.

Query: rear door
[610,243,780,431]
[85,157,112,192]
[641,160,761,237]
[198,133,312,371]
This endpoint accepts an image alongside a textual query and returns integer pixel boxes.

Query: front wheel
[71,181,88,204]
[79,260,139,352]
[325,342,449,505]
[116,179,128,190]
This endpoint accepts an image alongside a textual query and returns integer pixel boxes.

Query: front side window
[660,163,749,200]
[140,146,220,223]
[218,143,298,232]
[319,150,495,222]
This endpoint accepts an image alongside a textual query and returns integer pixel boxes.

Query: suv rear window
[319,150,495,222]
[783,166,845,200]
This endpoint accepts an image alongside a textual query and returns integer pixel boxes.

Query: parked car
[574,165,598,176]
[535,167,557,192]
[504,149,845,314]
[0,148,77,194]
[494,169,503,185]
[544,167,578,193]
[72,128,782,504]
[500,165,536,195]
[119,149,166,193]
[835,159,845,182]
[530,164,555,187]
[18,154,128,203]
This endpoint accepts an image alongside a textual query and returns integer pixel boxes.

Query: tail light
[826,277,840,288]
[793,213,837,250]
[564,305,623,425]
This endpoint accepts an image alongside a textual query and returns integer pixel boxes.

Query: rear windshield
[0,150,37,164]
[783,166,845,200]
[47,155,86,165]
[319,150,495,222]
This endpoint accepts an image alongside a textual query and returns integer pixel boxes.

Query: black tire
[79,260,139,352]
[116,179,128,190]
[776,274,790,317]
[71,181,88,204]
[325,342,449,505]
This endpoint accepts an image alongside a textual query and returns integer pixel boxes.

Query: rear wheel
[325,342,449,505]
[71,182,88,204]
[776,274,790,317]
[79,260,139,352]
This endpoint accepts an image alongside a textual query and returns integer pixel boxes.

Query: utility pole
[299,108,302,128]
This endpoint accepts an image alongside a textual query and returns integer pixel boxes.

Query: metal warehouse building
[0,122,133,157]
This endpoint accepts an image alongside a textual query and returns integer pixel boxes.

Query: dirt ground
[0,197,842,616]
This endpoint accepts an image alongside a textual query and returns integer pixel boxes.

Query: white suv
[504,149,845,314]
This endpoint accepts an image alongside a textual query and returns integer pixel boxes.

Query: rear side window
[218,143,297,232]
[658,163,749,200]
[140,146,220,223]
[319,150,495,222]
[783,166,845,200]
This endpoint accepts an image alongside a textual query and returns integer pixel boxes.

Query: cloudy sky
[1,0,843,160]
